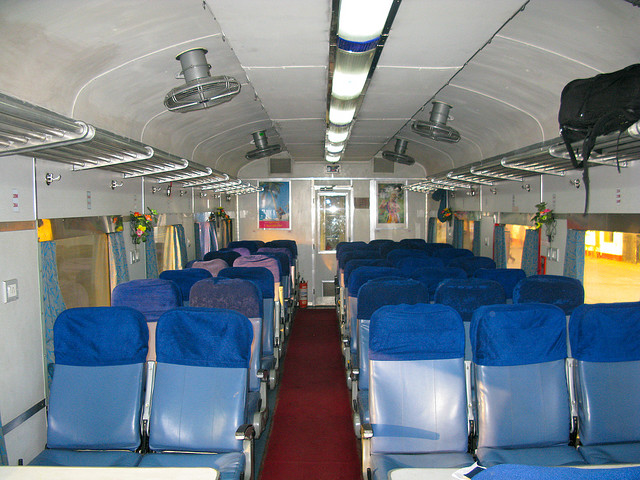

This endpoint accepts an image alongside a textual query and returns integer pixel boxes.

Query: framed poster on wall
[375,182,407,228]
[258,181,291,229]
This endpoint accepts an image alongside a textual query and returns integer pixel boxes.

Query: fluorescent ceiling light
[326,142,345,154]
[331,48,376,100]
[325,153,341,163]
[338,0,394,42]
[327,126,350,143]
[329,97,357,125]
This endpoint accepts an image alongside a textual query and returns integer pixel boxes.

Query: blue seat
[471,303,586,467]
[264,239,298,259]
[111,278,182,361]
[31,307,147,467]
[386,248,431,266]
[362,304,474,479]
[435,278,506,359]
[474,268,526,300]
[191,258,229,277]
[473,464,640,480]
[138,307,255,480]
[397,256,446,275]
[432,247,474,261]
[218,267,278,384]
[569,302,640,464]
[343,259,391,290]
[204,250,241,265]
[354,278,429,434]
[159,268,212,304]
[379,241,403,258]
[190,278,268,437]
[398,238,428,250]
[227,240,260,255]
[368,239,394,250]
[423,242,454,256]
[513,275,584,315]
[448,256,497,277]
[410,266,467,299]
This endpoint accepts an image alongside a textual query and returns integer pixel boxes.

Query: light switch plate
[3,279,18,303]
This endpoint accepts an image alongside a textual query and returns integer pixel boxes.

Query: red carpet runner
[259,308,361,480]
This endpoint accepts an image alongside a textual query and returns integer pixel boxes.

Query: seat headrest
[218,267,274,298]
[570,302,640,362]
[344,259,391,284]
[189,278,262,318]
[473,268,526,299]
[447,256,497,276]
[111,278,182,321]
[471,303,566,366]
[54,307,148,366]
[203,250,241,265]
[159,268,213,301]
[338,249,381,269]
[370,304,464,361]
[409,266,467,294]
[227,240,260,255]
[513,275,584,315]
[434,278,506,322]
[156,307,252,368]
[358,278,430,320]
[234,255,280,282]
[347,266,401,295]
[191,259,229,277]
[265,239,298,257]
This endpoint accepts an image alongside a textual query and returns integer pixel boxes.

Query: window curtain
[145,227,159,279]
[0,409,7,465]
[107,231,130,290]
[453,218,464,248]
[472,221,482,256]
[39,241,66,387]
[427,217,436,243]
[493,224,507,268]
[210,220,219,252]
[194,222,214,260]
[172,224,188,268]
[564,229,586,283]
[521,228,540,276]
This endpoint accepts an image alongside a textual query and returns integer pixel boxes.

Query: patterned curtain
[521,228,540,276]
[173,224,188,268]
[453,218,464,248]
[39,241,66,387]
[493,224,507,268]
[427,217,436,243]
[564,229,586,283]
[107,231,130,290]
[145,227,159,279]
[472,221,482,256]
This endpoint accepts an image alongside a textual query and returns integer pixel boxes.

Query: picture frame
[374,181,407,228]
[258,181,291,229]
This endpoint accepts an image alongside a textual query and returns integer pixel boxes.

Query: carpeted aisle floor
[258,308,361,480]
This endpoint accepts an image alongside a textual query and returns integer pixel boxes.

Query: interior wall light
[570,178,581,189]
[179,189,189,196]
[45,173,61,185]
[111,180,123,190]
[522,184,531,192]
[151,186,162,194]
[489,187,497,195]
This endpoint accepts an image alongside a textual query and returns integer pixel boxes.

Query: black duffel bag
[559,64,640,213]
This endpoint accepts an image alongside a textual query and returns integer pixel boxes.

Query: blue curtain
[453,218,464,248]
[39,241,66,386]
[493,224,507,268]
[145,228,159,278]
[427,217,436,243]
[564,229,586,283]
[472,221,482,256]
[107,231,130,289]
[0,408,7,464]
[521,228,540,276]
[173,224,188,268]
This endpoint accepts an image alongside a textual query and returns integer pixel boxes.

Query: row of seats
[31,306,257,480]
[360,301,640,479]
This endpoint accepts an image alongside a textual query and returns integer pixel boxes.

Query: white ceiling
[0,0,638,177]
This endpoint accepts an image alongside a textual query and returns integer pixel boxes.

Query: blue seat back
[159,268,212,302]
[397,256,446,275]
[227,240,260,255]
[474,464,640,480]
[369,304,467,454]
[150,307,252,453]
[347,266,402,299]
[473,268,526,300]
[448,256,497,277]
[344,259,391,287]
[379,242,403,258]
[513,275,584,315]
[434,278,506,322]
[386,248,431,265]
[358,278,430,391]
[338,249,381,271]
[410,266,467,299]
[423,242,454,256]
[265,239,298,258]
[203,250,241,265]
[112,279,182,322]
[368,239,394,250]
[471,304,569,449]
[48,307,148,450]
[432,247,474,261]
[191,258,229,277]
[570,302,640,446]
[398,238,428,250]
[336,241,368,257]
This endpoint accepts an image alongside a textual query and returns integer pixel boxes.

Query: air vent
[382,138,415,165]
[411,101,461,143]
[246,131,283,160]
[164,48,241,113]
[373,156,394,173]
[269,157,291,174]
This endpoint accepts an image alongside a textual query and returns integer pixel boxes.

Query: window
[505,224,528,269]
[435,219,448,244]
[584,230,640,303]
[318,194,347,252]
[463,220,474,251]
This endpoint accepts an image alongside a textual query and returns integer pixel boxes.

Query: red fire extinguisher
[299,279,308,308]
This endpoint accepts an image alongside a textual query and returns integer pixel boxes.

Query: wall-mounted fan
[411,101,460,143]
[245,131,283,160]
[164,48,241,113]
[382,138,415,165]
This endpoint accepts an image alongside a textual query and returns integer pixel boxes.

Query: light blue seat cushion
[477,445,585,467]
[357,389,370,424]
[30,450,141,467]
[371,452,473,480]
[578,443,640,465]
[474,463,640,480]
[139,452,244,480]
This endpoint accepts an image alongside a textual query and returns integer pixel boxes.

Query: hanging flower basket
[530,202,556,242]
[130,208,157,244]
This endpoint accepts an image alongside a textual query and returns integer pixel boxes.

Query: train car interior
[1,1,640,479]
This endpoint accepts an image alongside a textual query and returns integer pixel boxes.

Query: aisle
[259,308,361,480]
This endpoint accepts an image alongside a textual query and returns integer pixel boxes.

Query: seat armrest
[236,423,256,440]
[361,422,373,439]
[258,369,269,381]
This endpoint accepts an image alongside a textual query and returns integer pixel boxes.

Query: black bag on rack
[558,64,640,213]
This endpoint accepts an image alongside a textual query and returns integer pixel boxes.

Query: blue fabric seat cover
[448,256,497,276]
[265,239,298,258]
[474,463,640,480]
[112,279,182,322]
[159,268,212,302]
[432,248,474,261]
[473,268,526,300]
[204,250,241,265]
[409,266,467,298]
[434,278,506,322]
[344,259,391,287]
[513,275,584,315]
[398,238,428,250]
[386,248,431,265]
[227,240,260,255]
[397,256,446,275]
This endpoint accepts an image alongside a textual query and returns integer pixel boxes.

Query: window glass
[56,234,110,308]
[505,224,528,269]
[319,194,346,252]
[584,230,640,303]
[463,220,474,251]
[435,219,448,244]
[154,225,179,272]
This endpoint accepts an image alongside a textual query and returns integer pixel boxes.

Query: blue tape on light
[337,36,379,53]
